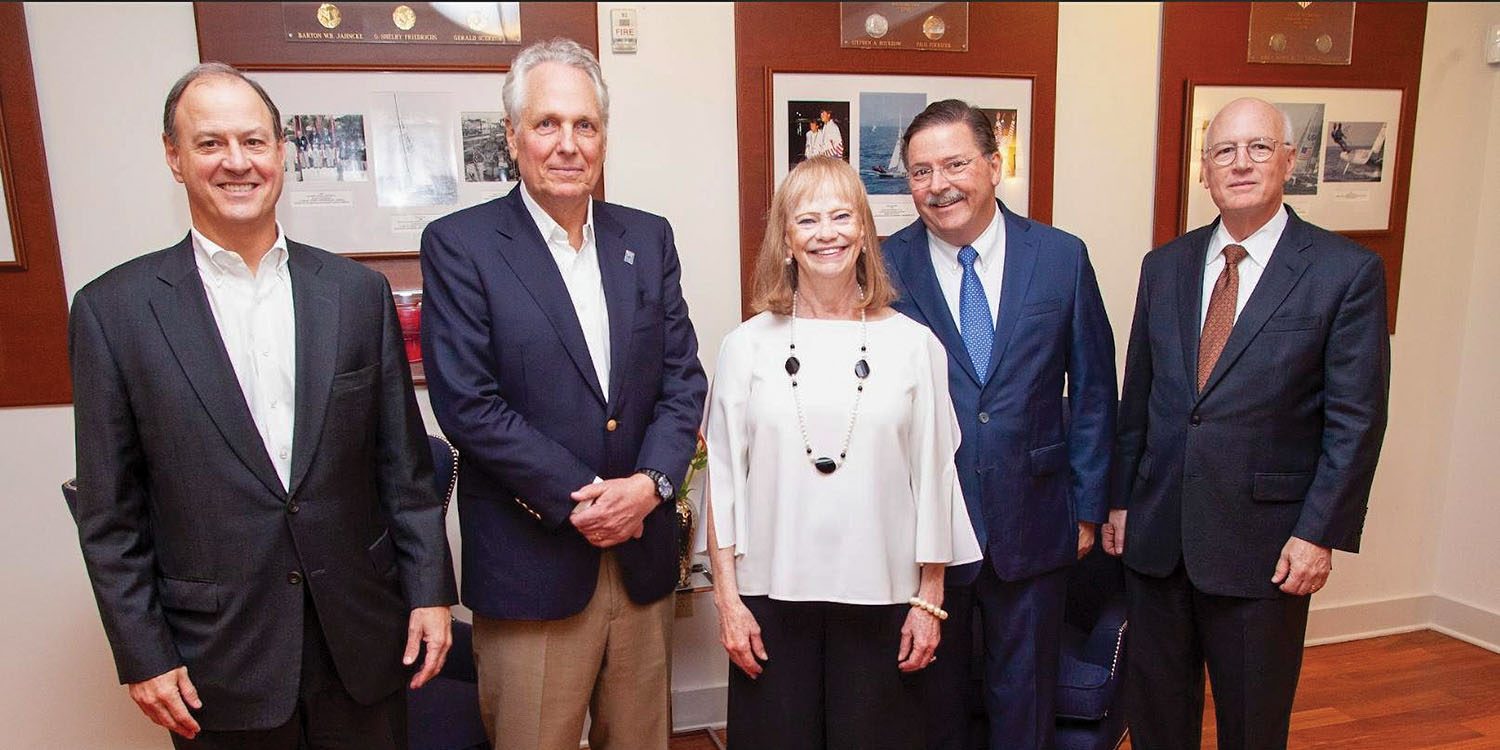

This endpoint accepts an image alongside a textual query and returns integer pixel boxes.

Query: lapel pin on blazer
[623,249,636,265]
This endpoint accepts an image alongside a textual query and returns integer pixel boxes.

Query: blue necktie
[958,245,994,378]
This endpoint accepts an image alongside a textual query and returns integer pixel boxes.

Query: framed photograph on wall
[771,71,1034,237]
[1183,84,1402,233]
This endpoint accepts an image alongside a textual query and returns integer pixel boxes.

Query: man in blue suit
[883,99,1118,750]
[1103,97,1389,749]
[420,39,706,750]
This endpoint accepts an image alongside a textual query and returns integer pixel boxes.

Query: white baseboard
[672,685,728,733]
[665,594,1500,731]
[1304,594,1499,652]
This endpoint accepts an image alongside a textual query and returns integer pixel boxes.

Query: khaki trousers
[473,551,674,750]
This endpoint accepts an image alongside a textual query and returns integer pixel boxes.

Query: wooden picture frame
[1156,2,1426,332]
[193,2,601,381]
[0,5,72,407]
[735,2,1059,319]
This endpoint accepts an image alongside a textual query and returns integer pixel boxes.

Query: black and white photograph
[1323,121,1387,183]
[460,112,516,183]
[787,99,850,171]
[859,92,925,195]
[1276,101,1326,196]
[370,91,460,207]
[283,114,368,182]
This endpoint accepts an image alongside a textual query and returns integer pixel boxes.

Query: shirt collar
[519,181,595,249]
[1208,204,1287,269]
[190,224,289,280]
[927,203,1004,271]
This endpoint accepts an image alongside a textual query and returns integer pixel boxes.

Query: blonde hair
[751,156,897,315]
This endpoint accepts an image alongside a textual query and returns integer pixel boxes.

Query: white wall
[1432,3,1500,634]
[5,2,1499,747]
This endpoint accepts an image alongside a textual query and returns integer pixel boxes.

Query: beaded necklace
[785,289,871,474]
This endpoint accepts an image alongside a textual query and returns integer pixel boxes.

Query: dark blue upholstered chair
[1053,546,1129,750]
[408,433,490,750]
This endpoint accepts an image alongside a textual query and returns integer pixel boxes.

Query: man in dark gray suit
[1104,97,1390,749]
[68,63,457,749]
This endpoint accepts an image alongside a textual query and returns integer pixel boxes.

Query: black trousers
[172,596,409,750]
[1123,564,1311,750]
[727,596,921,750]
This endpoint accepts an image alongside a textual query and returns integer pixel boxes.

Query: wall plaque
[282,2,522,45]
[1247,1,1355,65]
[840,3,969,52]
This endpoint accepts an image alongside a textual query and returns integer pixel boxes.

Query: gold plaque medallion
[921,15,946,41]
[467,11,486,31]
[1269,33,1288,52]
[392,5,416,31]
[316,3,341,29]
[1315,33,1334,53]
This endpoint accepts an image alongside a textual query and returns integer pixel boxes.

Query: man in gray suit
[68,63,457,749]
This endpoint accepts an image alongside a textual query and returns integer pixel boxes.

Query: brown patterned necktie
[1197,243,1248,391]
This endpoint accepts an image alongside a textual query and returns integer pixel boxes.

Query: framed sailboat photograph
[770,71,1034,236]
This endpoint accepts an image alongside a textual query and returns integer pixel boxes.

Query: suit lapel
[892,225,982,386]
[493,189,606,404]
[985,205,1038,385]
[1178,223,1212,395]
[594,208,637,407]
[1197,210,1312,401]
[287,243,338,496]
[149,237,286,499]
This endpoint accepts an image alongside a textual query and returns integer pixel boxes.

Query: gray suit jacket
[69,236,457,731]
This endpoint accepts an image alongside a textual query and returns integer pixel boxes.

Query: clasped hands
[570,473,658,548]
[1102,509,1333,595]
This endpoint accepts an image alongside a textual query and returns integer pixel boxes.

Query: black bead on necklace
[787,289,870,474]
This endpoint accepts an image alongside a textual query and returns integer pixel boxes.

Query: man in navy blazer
[882,100,1118,750]
[420,39,706,750]
[1103,98,1389,749]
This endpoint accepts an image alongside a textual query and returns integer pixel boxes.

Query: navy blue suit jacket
[420,188,706,620]
[884,203,1117,583]
[1111,208,1389,599]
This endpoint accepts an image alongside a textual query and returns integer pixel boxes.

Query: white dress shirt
[1201,205,1287,326]
[698,312,982,604]
[520,183,611,399]
[191,227,296,490]
[928,207,1007,328]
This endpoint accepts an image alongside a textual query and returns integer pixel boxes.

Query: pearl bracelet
[908,596,948,621]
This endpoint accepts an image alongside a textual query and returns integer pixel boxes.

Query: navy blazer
[70,238,456,731]
[884,203,1117,583]
[1111,207,1389,599]
[420,187,706,620]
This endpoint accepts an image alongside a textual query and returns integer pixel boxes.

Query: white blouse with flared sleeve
[695,310,981,605]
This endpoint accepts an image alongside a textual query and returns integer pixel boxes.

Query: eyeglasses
[1203,138,1287,166]
[908,156,980,186]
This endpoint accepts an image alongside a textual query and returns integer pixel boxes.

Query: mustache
[925,189,964,207]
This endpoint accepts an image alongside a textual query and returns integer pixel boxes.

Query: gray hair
[501,38,609,127]
[162,62,283,144]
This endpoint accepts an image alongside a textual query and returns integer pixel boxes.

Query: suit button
[606,418,618,432]
[287,571,303,585]
[978,412,990,424]
[287,503,300,514]
[1190,415,1202,426]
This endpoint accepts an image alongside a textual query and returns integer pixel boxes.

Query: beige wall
[3,2,1496,746]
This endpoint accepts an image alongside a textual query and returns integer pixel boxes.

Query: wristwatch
[637,468,675,503]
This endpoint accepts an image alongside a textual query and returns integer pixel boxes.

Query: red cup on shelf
[394,290,422,364]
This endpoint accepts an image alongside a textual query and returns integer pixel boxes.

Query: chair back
[428,434,459,514]
[61,479,79,522]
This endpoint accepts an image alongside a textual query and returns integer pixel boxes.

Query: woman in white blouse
[698,156,981,748]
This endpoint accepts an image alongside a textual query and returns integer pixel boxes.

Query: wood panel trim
[1155,2,1427,332]
[734,2,1059,319]
[0,4,72,407]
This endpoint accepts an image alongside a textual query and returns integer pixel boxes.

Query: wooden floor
[668,630,1500,749]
